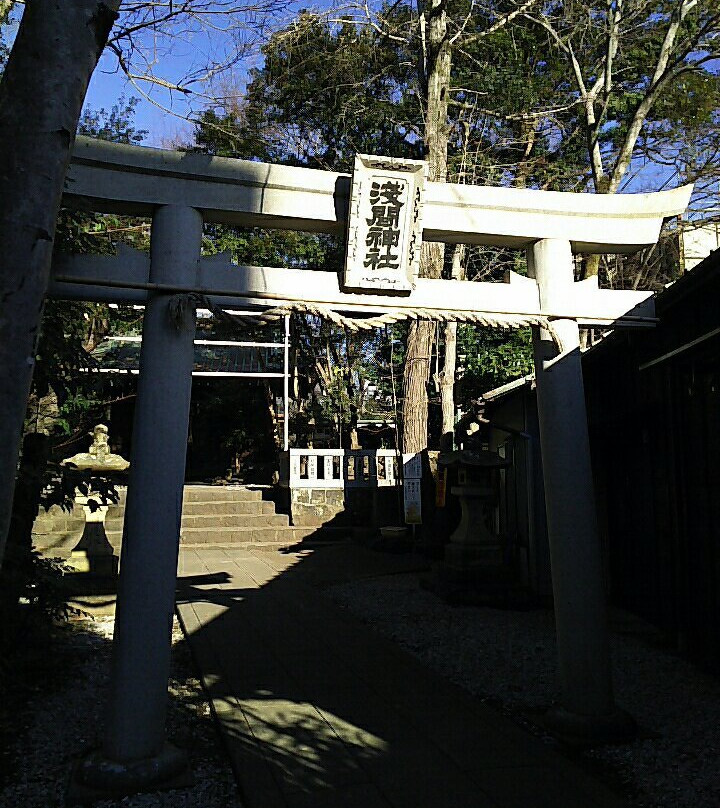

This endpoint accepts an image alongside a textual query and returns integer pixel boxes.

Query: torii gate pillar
[529,239,634,741]
[76,205,201,793]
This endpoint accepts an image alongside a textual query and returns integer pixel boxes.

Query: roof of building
[91,336,285,376]
[481,373,535,404]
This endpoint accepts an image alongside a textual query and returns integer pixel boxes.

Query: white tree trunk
[0,0,119,565]
[439,320,457,448]
[438,243,464,448]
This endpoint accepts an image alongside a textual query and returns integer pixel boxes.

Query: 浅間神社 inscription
[343,154,426,293]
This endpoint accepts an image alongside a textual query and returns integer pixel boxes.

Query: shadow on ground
[174,541,627,808]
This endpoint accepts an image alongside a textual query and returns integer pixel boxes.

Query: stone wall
[289,486,400,529]
[289,488,345,527]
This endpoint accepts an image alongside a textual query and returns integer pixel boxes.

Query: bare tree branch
[452,0,540,46]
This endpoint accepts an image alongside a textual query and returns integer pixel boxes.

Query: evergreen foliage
[457,326,534,400]
[211,1,719,383]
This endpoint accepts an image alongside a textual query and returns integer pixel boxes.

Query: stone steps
[107,484,340,549]
[182,500,275,516]
[181,525,335,545]
[181,533,350,551]
[181,512,289,529]
[36,483,349,555]
[105,525,347,548]
[116,485,267,505]
[181,485,267,503]
[105,512,289,532]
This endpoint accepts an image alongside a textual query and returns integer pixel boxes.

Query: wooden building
[484,248,720,670]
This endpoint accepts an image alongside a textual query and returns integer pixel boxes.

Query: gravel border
[0,614,240,808]
[327,572,720,808]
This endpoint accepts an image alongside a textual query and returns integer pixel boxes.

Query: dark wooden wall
[583,250,720,670]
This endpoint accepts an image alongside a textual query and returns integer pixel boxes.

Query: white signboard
[403,478,422,525]
[402,452,422,524]
[344,154,426,293]
[402,452,422,480]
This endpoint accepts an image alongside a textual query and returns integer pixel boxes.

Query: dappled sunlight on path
[175,545,627,808]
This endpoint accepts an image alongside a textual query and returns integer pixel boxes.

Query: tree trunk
[344,328,360,448]
[0,432,49,641]
[581,250,601,348]
[0,0,119,566]
[421,0,450,185]
[437,243,464,449]
[439,320,457,450]
[262,380,281,449]
[402,320,435,454]
[401,0,450,455]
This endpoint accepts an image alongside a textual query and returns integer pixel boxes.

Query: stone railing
[283,449,400,489]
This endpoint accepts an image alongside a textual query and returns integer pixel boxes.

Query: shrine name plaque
[343,154,426,293]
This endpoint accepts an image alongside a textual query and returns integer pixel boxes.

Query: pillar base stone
[543,705,637,747]
[67,743,191,805]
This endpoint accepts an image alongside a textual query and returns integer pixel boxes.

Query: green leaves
[457,325,534,399]
[77,95,148,145]
[240,11,421,171]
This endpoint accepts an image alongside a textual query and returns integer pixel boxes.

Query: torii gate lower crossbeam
[53,140,690,795]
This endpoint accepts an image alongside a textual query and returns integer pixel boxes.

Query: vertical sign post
[283,314,290,452]
[403,452,423,525]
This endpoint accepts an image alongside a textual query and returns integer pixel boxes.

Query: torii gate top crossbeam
[65,137,691,255]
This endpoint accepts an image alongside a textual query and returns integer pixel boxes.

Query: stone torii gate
[55,137,691,792]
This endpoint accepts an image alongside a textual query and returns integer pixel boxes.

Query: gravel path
[0,614,240,808]
[327,572,720,808]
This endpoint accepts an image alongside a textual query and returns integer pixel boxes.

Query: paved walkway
[176,544,627,808]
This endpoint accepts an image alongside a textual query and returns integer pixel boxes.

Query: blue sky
[4,2,313,147]
[86,49,203,147]
[84,14,270,147]
[83,1,332,146]
[1,2,716,210]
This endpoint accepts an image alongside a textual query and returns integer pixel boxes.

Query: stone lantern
[430,448,522,604]
[62,424,129,576]
[440,449,510,570]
